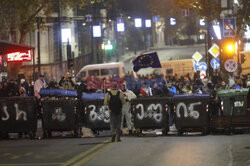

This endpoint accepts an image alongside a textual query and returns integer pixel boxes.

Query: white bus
[76,62,125,79]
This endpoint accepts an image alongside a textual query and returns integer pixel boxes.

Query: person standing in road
[121,83,137,135]
[104,82,125,142]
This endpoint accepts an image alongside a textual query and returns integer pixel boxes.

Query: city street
[1,133,250,166]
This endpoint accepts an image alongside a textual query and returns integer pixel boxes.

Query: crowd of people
[0,71,249,140]
[0,71,250,98]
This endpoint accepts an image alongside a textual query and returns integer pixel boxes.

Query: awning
[0,40,34,55]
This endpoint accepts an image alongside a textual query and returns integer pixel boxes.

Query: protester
[104,82,125,142]
[19,86,28,97]
[139,83,152,96]
[121,83,137,135]
[77,77,88,99]
[8,80,19,96]
[166,81,177,96]
[48,77,59,89]
[0,81,9,97]
[59,72,76,90]
[34,74,47,99]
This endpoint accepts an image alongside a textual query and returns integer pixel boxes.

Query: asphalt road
[1,133,250,166]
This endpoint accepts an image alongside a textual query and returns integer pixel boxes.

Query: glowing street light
[93,25,102,37]
[170,18,176,25]
[145,19,152,28]
[135,18,142,28]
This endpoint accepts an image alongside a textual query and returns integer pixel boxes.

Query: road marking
[72,142,114,166]
[0,163,63,166]
[61,139,110,166]
[23,152,33,157]
[10,155,20,160]
[227,145,233,166]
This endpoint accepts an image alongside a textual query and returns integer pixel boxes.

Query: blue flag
[133,52,161,72]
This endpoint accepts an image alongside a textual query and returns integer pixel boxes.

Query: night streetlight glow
[135,18,142,27]
[170,18,176,25]
[93,25,102,37]
[200,19,205,26]
[61,28,71,42]
[226,44,234,52]
[117,23,125,32]
[145,19,152,28]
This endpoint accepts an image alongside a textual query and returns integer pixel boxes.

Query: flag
[133,52,161,72]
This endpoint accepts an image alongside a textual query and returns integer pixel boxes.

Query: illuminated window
[61,29,71,42]
[145,19,152,28]
[117,23,125,32]
[135,18,142,28]
[93,25,102,37]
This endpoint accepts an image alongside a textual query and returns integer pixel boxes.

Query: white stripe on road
[0,163,63,166]
[227,145,233,166]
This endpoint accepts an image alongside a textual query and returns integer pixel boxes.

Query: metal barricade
[82,99,110,131]
[41,99,79,138]
[131,97,171,135]
[173,94,210,136]
[0,97,38,139]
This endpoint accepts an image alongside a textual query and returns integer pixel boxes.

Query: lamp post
[58,0,63,73]
[36,17,41,74]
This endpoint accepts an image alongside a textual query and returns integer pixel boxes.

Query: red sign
[7,50,32,62]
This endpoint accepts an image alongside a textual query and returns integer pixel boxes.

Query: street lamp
[135,18,142,28]
[145,19,152,28]
[92,25,102,37]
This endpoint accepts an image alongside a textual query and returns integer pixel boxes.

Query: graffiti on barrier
[1,103,27,121]
[52,107,66,122]
[176,102,201,119]
[88,105,110,123]
[136,103,163,123]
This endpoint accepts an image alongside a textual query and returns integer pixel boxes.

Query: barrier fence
[0,89,249,139]
[131,97,171,135]
[41,99,79,138]
[0,97,38,139]
[173,94,210,135]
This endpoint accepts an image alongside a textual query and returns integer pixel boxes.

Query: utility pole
[58,0,63,73]
[37,17,41,74]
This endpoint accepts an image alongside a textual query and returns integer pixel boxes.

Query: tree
[0,0,77,44]
[0,0,79,79]
[234,0,250,37]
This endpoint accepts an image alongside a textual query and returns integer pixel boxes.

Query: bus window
[89,70,99,76]
[80,71,86,77]
[101,68,119,76]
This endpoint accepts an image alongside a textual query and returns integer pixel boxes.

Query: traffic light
[221,38,236,58]
[241,53,246,64]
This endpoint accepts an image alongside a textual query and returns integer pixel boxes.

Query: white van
[76,62,125,79]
